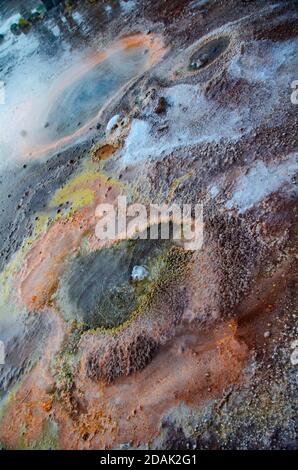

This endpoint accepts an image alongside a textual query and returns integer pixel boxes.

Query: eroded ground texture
[0,0,297,450]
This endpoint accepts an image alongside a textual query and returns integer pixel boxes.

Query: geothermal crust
[0,0,297,450]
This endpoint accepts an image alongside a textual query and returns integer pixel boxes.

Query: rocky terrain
[0,0,297,450]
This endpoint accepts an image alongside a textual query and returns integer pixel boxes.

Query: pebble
[131,265,149,281]
[106,114,121,135]
[290,349,298,366]
[119,442,130,449]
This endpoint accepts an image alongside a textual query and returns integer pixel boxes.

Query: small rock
[106,114,121,135]
[264,331,271,338]
[154,96,167,114]
[131,265,149,282]
[44,382,56,394]
[157,124,169,132]
[290,349,298,366]
[119,442,130,449]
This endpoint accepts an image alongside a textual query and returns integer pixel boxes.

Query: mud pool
[189,36,230,70]
[56,238,177,330]
[45,45,149,142]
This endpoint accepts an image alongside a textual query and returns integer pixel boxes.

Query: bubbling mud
[189,36,230,71]
[56,238,176,330]
[45,47,147,141]
[55,217,194,331]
